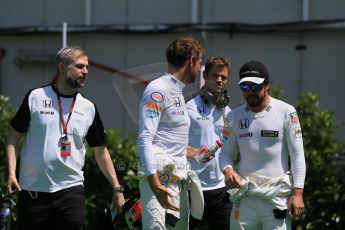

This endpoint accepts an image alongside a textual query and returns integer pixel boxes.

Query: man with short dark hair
[220,60,306,230]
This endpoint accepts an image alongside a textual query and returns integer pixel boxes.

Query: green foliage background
[0,90,344,229]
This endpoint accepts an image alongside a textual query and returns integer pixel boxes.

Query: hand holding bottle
[195,140,223,164]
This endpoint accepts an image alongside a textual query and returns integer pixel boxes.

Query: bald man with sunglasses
[220,61,306,230]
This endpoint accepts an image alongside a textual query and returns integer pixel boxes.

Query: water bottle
[0,195,15,230]
[195,140,223,164]
[0,203,10,230]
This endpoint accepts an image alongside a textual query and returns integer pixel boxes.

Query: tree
[294,92,345,229]
[0,95,16,192]
[271,89,345,229]
[83,129,139,229]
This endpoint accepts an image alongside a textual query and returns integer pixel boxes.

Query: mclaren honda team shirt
[137,73,191,176]
[187,95,231,190]
[220,97,306,188]
[11,84,106,192]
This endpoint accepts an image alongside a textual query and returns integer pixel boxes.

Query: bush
[84,129,139,229]
[294,92,345,229]
[0,95,17,192]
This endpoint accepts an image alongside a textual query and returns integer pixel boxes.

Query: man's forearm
[6,128,21,177]
[94,145,121,188]
[6,144,17,177]
[147,173,161,192]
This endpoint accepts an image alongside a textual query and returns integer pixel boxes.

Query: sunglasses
[239,83,264,92]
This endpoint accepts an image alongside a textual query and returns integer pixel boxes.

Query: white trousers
[230,196,291,230]
[139,177,189,230]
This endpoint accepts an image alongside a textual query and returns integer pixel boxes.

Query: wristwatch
[113,185,124,193]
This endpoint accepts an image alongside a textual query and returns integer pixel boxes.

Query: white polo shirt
[187,95,231,190]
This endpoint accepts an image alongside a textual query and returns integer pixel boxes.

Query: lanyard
[57,94,76,136]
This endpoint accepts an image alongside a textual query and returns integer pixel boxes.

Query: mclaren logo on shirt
[43,99,53,108]
[238,118,249,129]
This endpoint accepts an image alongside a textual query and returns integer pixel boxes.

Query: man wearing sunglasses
[220,60,306,229]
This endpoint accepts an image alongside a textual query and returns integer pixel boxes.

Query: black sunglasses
[239,83,264,92]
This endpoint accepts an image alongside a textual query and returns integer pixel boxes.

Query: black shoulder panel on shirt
[85,103,107,147]
[10,89,36,133]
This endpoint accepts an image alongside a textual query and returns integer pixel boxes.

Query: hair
[204,56,231,75]
[51,46,88,84]
[56,46,88,66]
[166,36,203,68]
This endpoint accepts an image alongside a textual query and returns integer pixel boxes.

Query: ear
[188,56,194,67]
[203,71,207,80]
[265,81,271,91]
[58,63,65,72]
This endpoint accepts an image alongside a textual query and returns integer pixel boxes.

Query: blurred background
[0,0,344,139]
[1,0,345,229]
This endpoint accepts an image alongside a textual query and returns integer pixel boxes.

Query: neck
[55,77,77,96]
[168,65,187,83]
[248,95,271,113]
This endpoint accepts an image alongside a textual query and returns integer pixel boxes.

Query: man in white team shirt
[137,36,203,229]
[186,56,232,229]
[6,46,125,230]
[220,60,306,230]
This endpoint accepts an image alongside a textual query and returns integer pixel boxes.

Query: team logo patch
[43,99,53,108]
[146,102,162,112]
[151,92,163,102]
[171,110,185,116]
[222,129,232,141]
[196,117,209,120]
[173,97,182,107]
[238,118,249,129]
[239,132,252,138]
[40,111,54,115]
[261,130,279,137]
[145,102,161,118]
[289,112,299,123]
[170,77,177,84]
[146,110,159,118]
[197,106,206,114]
[292,127,302,138]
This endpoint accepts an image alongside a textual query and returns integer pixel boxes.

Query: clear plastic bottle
[0,204,10,230]
[0,195,15,230]
[195,140,223,164]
